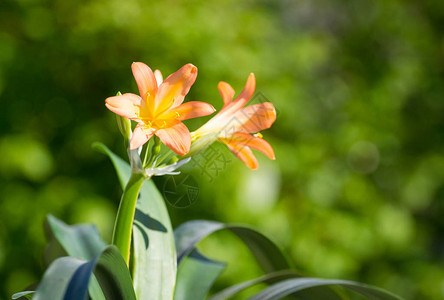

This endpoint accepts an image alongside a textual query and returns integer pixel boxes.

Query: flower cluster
[105,62,276,173]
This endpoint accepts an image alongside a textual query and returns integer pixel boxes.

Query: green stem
[112,172,146,266]
[155,149,174,166]
[146,136,161,168]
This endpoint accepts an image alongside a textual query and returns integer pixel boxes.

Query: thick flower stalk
[191,74,276,169]
[106,62,215,155]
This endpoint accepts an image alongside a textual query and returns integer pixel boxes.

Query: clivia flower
[191,74,276,169]
[105,62,215,155]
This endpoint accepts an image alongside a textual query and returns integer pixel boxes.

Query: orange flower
[105,62,215,155]
[192,74,276,169]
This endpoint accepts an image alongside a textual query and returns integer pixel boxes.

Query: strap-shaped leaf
[174,221,343,299]
[249,278,404,300]
[46,214,107,261]
[33,256,85,300]
[92,246,137,300]
[94,142,176,299]
[208,271,344,300]
[208,270,299,300]
[174,220,290,273]
[45,214,107,300]
[174,249,226,300]
[33,245,136,300]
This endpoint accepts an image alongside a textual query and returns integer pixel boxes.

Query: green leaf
[94,142,176,299]
[45,214,107,300]
[33,256,85,300]
[174,249,226,300]
[174,220,291,273]
[93,246,137,300]
[46,214,107,261]
[249,278,404,300]
[208,270,299,300]
[175,221,343,299]
[208,271,344,300]
[11,291,35,299]
[33,246,136,300]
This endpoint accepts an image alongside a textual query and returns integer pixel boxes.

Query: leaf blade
[249,278,404,300]
[33,256,85,300]
[174,220,290,273]
[174,249,226,300]
[45,215,107,300]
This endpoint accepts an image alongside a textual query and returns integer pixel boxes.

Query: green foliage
[174,220,291,273]
[1,0,444,299]
[45,214,107,299]
[174,250,226,300]
[12,148,402,300]
[249,278,403,300]
[94,142,176,300]
[30,245,135,300]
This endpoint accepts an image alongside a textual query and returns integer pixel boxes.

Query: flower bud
[115,92,132,140]
[168,156,179,164]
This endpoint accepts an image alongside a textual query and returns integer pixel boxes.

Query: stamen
[254,132,263,138]
[175,112,180,118]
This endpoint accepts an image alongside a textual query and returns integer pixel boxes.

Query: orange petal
[223,140,258,170]
[154,69,163,87]
[218,81,235,108]
[233,102,276,133]
[228,132,275,159]
[158,101,215,121]
[235,73,255,105]
[105,93,142,120]
[221,73,256,114]
[155,122,191,156]
[154,64,198,114]
[130,124,155,150]
[131,62,158,100]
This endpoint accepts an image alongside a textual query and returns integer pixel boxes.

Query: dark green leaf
[208,270,299,300]
[174,220,290,273]
[174,249,226,300]
[249,278,404,300]
[45,214,107,300]
[93,246,137,300]
[46,214,107,261]
[34,245,136,300]
[33,256,85,300]
[209,271,344,300]
[94,142,176,299]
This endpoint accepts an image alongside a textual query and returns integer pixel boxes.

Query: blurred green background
[1,0,444,299]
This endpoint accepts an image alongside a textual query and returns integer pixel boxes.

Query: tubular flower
[105,62,215,155]
[192,73,276,169]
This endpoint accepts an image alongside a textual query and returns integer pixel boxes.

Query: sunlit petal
[105,93,142,120]
[228,132,275,159]
[223,139,258,170]
[232,102,276,133]
[218,81,235,108]
[131,62,158,100]
[154,69,163,87]
[158,101,215,121]
[129,124,155,150]
[155,64,198,113]
[155,122,191,156]
[221,73,255,114]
